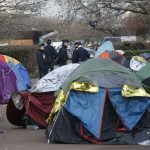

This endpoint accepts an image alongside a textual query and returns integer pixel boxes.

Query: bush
[114,42,147,50]
[124,49,150,58]
[145,43,150,49]
[136,43,146,49]
[0,46,38,78]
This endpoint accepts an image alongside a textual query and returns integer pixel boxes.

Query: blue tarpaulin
[64,87,150,139]
[108,88,150,130]
[64,88,107,139]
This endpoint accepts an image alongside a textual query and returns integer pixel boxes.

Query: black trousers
[38,68,47,79]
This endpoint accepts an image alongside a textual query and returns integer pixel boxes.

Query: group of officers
[36,39,90,79]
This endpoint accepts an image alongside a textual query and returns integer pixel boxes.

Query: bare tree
[123,14,150,36]
[54,0,150,17]
[0,0,48,31]
[53,0,150,34]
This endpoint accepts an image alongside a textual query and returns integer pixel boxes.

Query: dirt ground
[0,78,149,150]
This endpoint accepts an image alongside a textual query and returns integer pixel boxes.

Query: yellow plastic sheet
[122,84,150,97]
[132,56,147,63]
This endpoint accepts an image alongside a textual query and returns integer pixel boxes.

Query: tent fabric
[47,108,120,144]
[49,58,146,123]
[47,82,99,124]
[4,55,20,65]
[0,55,6,63]
[47,108,91,144]
[98,50,130,68]
[98,51,110,59]
[46,58,150,144]
[47,89,150,144]
[8,63,28,91]
[98,51,125,64]
[60,58,142,95]
[6,97,26,126]
[142,78,150,94]
[16,64,31,89]
[137,106,150,129]
[64,87,150,139]
[0,61,17,104]
[108,88,150,130]
[31,63,79,93]
[136,63,150,80]
[140,53,150,61]
[95,41,114,57]
[122,84,150,98]
[130,56,147,71]
[137,63,150,94]
[114,129,150,145]
[115,50,125,55]
[22,92,55,127]
[0,54,31,91]
[92,73,127,88]
[64,88,107,139]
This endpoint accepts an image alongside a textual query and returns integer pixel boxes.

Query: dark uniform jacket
[36,50,46,69]
[36,49,47,78]
[44,44,57,71]
[57,45,68,66]
[72,47,90,63]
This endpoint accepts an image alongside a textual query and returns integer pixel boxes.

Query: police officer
[72,42,90,63]
[36,44,47,78]
[44,39,57,72]
[57,39,69,66]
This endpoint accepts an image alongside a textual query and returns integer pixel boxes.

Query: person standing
[44,39,57,73]
[57,39,69,66]
[72,42,90,63]
[36,44,47,79]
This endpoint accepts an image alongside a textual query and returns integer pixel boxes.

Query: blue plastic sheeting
[95,41,114,57]
[108,88,150,130]
[16,63,31,89]
[64,88,107,139]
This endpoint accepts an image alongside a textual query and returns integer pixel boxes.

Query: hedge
[0,46,38,78]
[114,42,150,50]
[0,45,150,78]
[124,49,150,58]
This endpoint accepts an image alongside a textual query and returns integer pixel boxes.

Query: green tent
[61,58,142,95]
[136,63,150,80]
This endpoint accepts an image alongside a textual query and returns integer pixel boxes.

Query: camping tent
[6,63,80,127]
[0,54,31,104]
[95,41,114,57]
[140,53,150,62]
[46,58,150,144]
[31,63,79,93]
[0,61,17,104]
[98,50,130,68]
[47,89,150,144]
[136,63,150,94]
[130,56,147,71]
[0,54,31,90]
